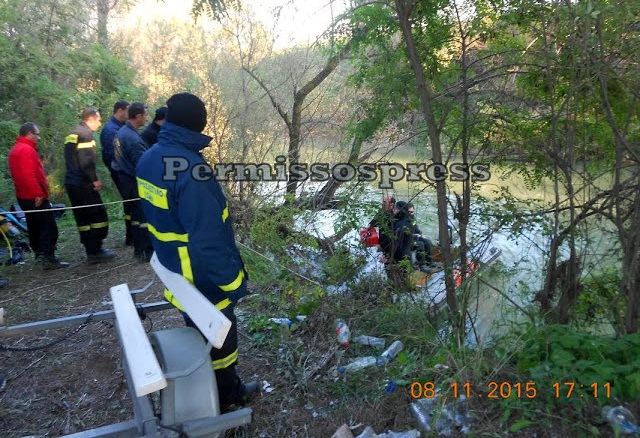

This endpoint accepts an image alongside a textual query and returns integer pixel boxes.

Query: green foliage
[249,204,316,257]
[192,0,240,20]
[575,268,623,328]
[323,246,365,285]
[0,0,144,205]
[510,325,640,401]
[294,286,326,316]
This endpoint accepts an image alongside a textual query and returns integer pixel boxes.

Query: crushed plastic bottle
[336,319,351,348]
[353,335,386,349]
[269,315,306,328]
[378,340,403,365]
[411,392,472,436]
[410,400,433,434]
[603,406,640,435]
[355,426,420,438]
[337,356,379,373]
[269,317,293,327]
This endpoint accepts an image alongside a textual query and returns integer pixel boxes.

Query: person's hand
[34,197,43,207]
[93,180,103,191]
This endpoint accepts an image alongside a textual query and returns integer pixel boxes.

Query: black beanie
[166,93,207,132]
[153,106,167,122]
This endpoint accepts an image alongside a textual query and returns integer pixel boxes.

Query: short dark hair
[128,102,147,120]
[113,100,129,114]
[153,106,167,122]
[395,200,408,212]
[81,107,99,121]
[19,122,39,137]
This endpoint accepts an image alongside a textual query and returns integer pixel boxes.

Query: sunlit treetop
[192,0,241,20]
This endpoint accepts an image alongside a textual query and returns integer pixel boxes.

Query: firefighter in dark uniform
[141,106,167,147]
[100,100,132,245]
[136,93,258,409]
[113,102,154,262]
[64,107,116,263]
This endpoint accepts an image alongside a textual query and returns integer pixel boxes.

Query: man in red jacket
[8,123,68,269]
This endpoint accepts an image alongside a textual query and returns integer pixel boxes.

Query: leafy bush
[322,245,365,285]
[512,325,640,400]
[575,267,622,328]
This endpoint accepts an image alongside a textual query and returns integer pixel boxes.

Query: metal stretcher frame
[0,300,252,437]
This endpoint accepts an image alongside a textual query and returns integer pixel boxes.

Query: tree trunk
[246,38,355,203]
[96,0,110,48]
[395,0,460,340]
[286,100,303,199]
[623,173,640,332]
[298,137,368,210]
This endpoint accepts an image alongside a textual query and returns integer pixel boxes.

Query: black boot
[40,255,70,270]
[220,380,260,413]
[87,248,116,264]
[216,367,260,411]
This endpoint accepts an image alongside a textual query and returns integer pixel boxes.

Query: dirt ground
[0,221,420,438]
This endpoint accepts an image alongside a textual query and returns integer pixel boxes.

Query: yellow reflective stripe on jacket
[219,270,244,292]
[77,141,96,149]
[178,246,193,282]
[221,205,229,222]
[124,215,132,221]
[164,288,185,311]
[212,349,238,370]
[78,225,90,232]
[65,134,78,144]
[90,222,108,229]
[147,224,189,243]
[164,290,231,312]
[137,177,169,210]
[215,298,232,311]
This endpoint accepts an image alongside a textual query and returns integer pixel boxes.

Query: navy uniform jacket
[64,123,99,187]
[114,121,147,177]
[99,116,124,169]
[136,122,248,311]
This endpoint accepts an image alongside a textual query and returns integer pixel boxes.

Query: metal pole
[0,302,174,338]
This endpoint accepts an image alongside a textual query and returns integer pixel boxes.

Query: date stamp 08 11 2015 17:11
[410,381,613,400]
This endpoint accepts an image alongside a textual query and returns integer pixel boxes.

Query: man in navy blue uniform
[114,102,153,261]
[136,93,258,409]
[100,100,132,246]
[141,106,167,147]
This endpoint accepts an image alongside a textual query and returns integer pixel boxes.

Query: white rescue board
[110,284,167,397]
[150,252,232,349]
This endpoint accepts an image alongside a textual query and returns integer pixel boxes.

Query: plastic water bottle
[335,319,351,348]
[603,406,640,434]
[378,340,403,365]
[353,335,386,349]
[269,318,293,327]
[337,356,377,373]
[269,316,306,328]
[410,401,433,434]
